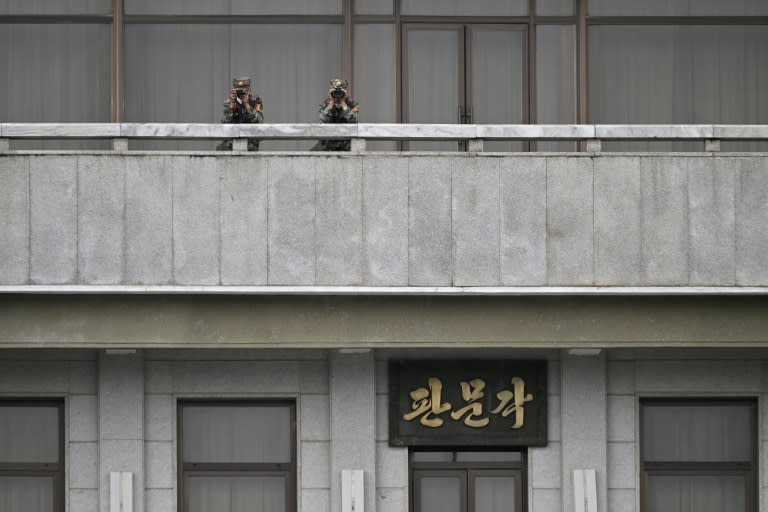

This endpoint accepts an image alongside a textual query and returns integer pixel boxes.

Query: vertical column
[561,351,607,512]
[99,351,144,512]
[331,350,376,512]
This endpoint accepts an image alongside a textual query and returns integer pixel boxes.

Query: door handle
[465,108,472,124]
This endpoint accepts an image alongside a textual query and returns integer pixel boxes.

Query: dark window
[640,399,757,512]
[178,401,296,512]
[0,400,64,512]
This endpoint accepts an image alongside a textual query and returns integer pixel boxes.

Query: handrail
[1,123,767,152]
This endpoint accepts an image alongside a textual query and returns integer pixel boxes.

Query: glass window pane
[648,475,745,512]
[188,476,286,512]
[355,0,392,15]
[0,406,58,464]
[355,24,396,150]
[537,25,576,151]
[0,476,54,512]
[0,24,110,150]
[0,0,110,14]
[126,24,342,150]
[182,405,292,463]
[471,28,524,152]
[406,28,460,151]
[474,477,516,512]
[536,0,573,16]
[419,477,461,512]
[231,24,343,151]
[413,452,454,463]
[126,0,341,15]
[456,452,522,463]
[589,0,768,16]
[403,0,526,16]
[125,24,229,150]
[643,403,752,462]
[589,25,768,152]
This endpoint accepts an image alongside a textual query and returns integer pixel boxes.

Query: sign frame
[388,359,548,447]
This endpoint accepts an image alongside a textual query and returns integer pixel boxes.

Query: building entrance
[411,452,525,512]
[402,24,527,151]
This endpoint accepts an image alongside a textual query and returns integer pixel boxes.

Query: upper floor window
[0,400,64,512]
[641,399,757,512]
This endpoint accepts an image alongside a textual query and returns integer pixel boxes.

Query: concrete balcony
[1,124,768,293]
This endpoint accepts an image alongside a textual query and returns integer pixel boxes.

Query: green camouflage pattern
[312,99,358,151]
[217,96,263,151]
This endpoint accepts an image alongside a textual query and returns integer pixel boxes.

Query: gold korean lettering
[490,377,534,429]
[450,378,490,428]
[403,377,452,427]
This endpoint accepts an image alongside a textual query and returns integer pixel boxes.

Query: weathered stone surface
[316,158,363,284]
[268,157,316,285]
[594,157,641,285]
[640,157,688,285]
[78,156,124,284]
[452,157,500,286]
[173,157,219,284]
[735,157,768,285]
[500,157,547,285]
[0,156,29,284]
[690,158,735,285]
[547,157,594,285]
[363,157,408,285]
[125,156,173,284]
[30,156,77,284]
[409,156,452,286]
[220,157,268,285]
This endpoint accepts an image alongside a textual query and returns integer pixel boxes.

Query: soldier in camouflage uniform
[217,77,263,151]
[311,78,358,151]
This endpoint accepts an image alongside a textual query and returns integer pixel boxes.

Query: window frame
[0,399,65,512]
[409,449,527,512]
[639,398,758,512]
[177,399,297,512]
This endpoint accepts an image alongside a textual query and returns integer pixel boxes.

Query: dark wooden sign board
[389,360,548,447]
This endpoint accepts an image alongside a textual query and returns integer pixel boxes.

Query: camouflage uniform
[217,77,263,151]
[311,79,359,151]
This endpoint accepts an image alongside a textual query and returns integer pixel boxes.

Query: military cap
[232,77,251,89]
[330,78,349,89]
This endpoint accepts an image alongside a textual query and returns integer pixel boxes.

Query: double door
[403,24,527,151]
[413,469,523,512]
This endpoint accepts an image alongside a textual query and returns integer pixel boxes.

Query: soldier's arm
[340,103,358,123]
[222,104,235,123]
[318,102,333,123]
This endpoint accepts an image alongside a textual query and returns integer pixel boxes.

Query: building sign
[389,360,547,447]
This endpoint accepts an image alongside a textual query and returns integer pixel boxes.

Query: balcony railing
[1,123,768,152]
[1,123,767,295]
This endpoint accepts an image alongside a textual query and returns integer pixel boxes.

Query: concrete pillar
[330,350,376,512]
[99,350,144,512]
[561,351,607,512]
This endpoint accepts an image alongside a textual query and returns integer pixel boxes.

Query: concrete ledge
[3,123,121,138]
[121,123,241,138]
[1,285,768,295]
[357,124,478,139]
[714,125,768,140]
[2,124,764,141]
[478,124,594,139]
[595,125,714,139]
